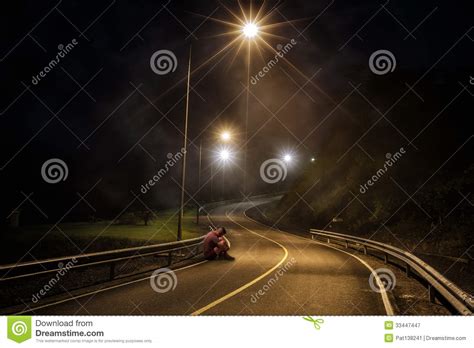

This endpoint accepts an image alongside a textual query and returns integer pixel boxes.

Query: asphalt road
[20,199,392,315]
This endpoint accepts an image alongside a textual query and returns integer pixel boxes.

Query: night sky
[1,0,472,223]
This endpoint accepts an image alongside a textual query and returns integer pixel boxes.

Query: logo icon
[303,316,324,330]
[150,267,178,293]
[150,50,178,75]
[7,316,32,343]
[260,158,287,184]
[385,333,394,343]
[369,49,396,75]
[385,321,394,330]
[41,158,69,184]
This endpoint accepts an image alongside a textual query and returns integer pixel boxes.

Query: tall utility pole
[243,40,250,196]
[177,46,192,241]
[196,139,202,224]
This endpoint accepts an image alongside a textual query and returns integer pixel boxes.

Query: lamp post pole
[210,162,214,201]
[243,41,250,196]
[196,139,202,224]
[177,46,192,241]
[222,164,226,200]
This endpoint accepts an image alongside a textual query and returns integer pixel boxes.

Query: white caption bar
[0,316,472,347]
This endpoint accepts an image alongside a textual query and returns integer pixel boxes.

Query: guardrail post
[167,252,173,266]
[428,285,436,303]
[327,238,330,244]
[363,245,367,255]
[344,240,348,248]
[109,262,115,280]
[384,253,388,264]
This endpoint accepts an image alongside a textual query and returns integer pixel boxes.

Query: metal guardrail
[0,196,270,309]
[0,207,227,310]
[310,229,474,315]
[0,236,205,282]
[1,201,237,285]
[0,196,243,305]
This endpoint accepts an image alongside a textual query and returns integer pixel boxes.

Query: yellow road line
[191,211,289,316]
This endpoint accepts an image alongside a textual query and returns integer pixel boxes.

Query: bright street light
[243,22,259,38]
[283,154,292,163]
[219,149,231,161]
[220,131,231,142]
[199,3,298,195]
[215,146,236,165]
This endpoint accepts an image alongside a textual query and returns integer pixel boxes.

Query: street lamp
[215,146,234,165]
[220,131,231,142]
[219,149,231,161]
[243,22,259,38]
[283,154,293,163]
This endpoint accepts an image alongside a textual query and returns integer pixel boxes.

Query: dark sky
[0,0,472,222]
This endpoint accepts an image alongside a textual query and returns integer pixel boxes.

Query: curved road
[19,199,392,315]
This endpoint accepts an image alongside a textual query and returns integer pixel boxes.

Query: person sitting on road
[203,227,234,260]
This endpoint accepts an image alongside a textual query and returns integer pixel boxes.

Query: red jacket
[203,231,220,258]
